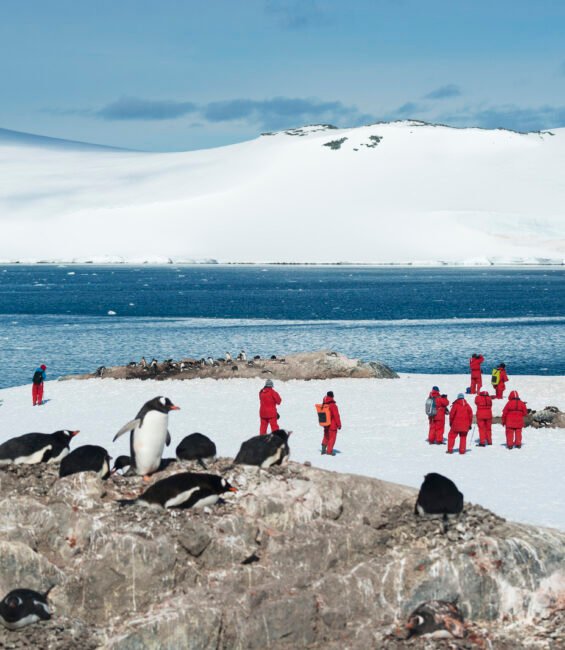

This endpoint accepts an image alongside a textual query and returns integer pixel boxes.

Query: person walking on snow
[427,386,450,444]
[32,364,47,406]
[469,353,485,394]
[493,362,509,399]
[258,379,281,435]
[474,390,493,446]
[502,390,528,449]
[321,391,342,456]
[447,393,473,455]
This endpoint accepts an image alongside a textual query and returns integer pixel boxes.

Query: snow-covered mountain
[1,121,564,263]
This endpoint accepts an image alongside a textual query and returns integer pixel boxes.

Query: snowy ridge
[1,121,564,262]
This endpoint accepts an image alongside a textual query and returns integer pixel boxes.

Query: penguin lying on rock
[59,445,112,479]
[118,472,237,509]
[113,397,179,480]
[0,589,51,630]
[406,600,465,639]
[234,429,291,468]
[176,433,217,469]
[0,430,79,466]
[415,472,463,529]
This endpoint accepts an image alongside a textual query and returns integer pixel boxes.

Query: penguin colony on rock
[0,394,467,637]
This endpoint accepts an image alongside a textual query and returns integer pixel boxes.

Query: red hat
[40,364,47,370]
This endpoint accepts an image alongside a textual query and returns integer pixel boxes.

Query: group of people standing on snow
[259,379,342,456]
[426,354,528,455]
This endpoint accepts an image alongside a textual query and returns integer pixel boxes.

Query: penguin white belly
[0,613,40,630]
[47,447,69,463]
[133,411,168,475]
[12,445,52,465]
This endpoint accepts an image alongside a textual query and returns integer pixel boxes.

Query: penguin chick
[118,472,237,509]
[0,589,51,630]
[0,430,79,466]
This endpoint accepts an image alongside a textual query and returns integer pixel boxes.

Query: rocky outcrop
[0,460,562,649]
[60,350,398,382]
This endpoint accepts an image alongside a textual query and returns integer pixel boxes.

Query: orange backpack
[315,403,332,427]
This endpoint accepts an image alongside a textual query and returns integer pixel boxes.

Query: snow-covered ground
[1,121,564,263]
[0,374,563,530]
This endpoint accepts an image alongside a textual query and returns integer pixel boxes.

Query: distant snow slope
[1,121,564,263]
[0,374,563,529]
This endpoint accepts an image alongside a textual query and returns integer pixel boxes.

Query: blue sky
[1,0,564,150]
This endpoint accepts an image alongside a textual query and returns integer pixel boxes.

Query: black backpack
[32,370,44,385]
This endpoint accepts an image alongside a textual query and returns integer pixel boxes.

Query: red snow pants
[259,417,278,435]
[470,374,482,394]
[32,383,44,405]
[428,417,445,443]
[447,430,468,454]
[505,427,522,448]
[322,427,338,454]
[477,417,492,445]
[495,383,505,399]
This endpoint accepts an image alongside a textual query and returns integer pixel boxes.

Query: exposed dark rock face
[60,350,399,382]
[0,460,562,648]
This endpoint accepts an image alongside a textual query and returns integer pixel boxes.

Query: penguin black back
[0,430,79,466]
[0,589,51,630]
[119,472,237,509]
[415,473,464,517]
[176,433,217,466]
[234,429,290,468]
[59,445,112,479]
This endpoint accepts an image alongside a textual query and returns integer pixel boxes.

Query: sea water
[0,265,564,388]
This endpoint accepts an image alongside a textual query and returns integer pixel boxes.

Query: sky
[1,0,564,151]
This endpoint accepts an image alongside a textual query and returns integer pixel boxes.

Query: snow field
[0,374,563,530]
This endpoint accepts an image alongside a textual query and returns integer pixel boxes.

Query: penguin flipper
[197,458,208,470]
[113,419,140,442]
[166,431,171,446]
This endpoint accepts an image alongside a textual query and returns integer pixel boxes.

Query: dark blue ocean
[0,265,564,388]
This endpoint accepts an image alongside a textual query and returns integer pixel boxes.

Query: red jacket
[259,387,281,418]
[502,391,528,428]
[449,398,473,432]
[497,368,509,387]
[323,396,342,430]
[470,355,484,377]
[429,390,449,421]
[475,391,492,419]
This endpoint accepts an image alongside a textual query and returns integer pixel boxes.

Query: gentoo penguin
[0,589,51,630]
[234,429,291,468]
[118,472,237,509]
[113,397,179,479]
[406,600,465,639]
[176,433,217,469]
[113,455,133,475]
[225,351,232,362]
[0,430,79,466]
[59,445,112,479]
[415,473,464,526]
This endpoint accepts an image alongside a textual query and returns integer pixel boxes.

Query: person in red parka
[493,363,509,399]
[427,386,450,444]
[469,353,484,394]
[258,379,282,435]
[447,393,473,455]
[502,390,528,449]
[321,391,342,456]
[474,389,493,446]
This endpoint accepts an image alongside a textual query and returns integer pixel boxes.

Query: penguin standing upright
[0,430,79,466]
[234,429,291,468]
[0,589,51,630]
[118,472,237,509]
[176,433,217,468]
[59,445,112,479]
[113,397,179,480]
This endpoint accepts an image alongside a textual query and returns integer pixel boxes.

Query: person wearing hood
[502,390,528,449]
[469,353,485,394]
[321,391,342,456]
[31,364,47,406]
[258,379,282,435]
[427,386,450,444]
[474,389,493,446]
[493,363,509,399]
[447,394,473,455]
